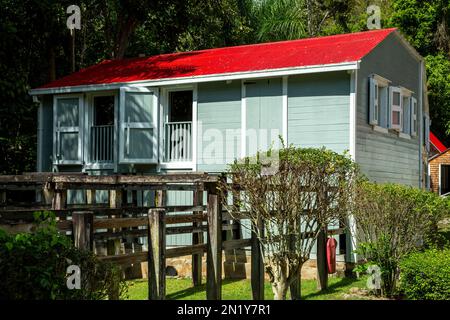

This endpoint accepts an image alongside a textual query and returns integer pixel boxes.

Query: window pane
[392,111,400,125]
[169,91,193,122]
[126,128,154,159]
[94,96,114,126]
[57,98,79,126]
[393,92,400,105]
[124,92,153,123]
[60,132,78,160]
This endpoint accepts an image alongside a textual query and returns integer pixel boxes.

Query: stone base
[137,250,352,281]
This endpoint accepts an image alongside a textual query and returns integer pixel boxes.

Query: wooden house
[29,28,430,259]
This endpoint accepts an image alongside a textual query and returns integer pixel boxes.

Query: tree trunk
[272,281,289,300]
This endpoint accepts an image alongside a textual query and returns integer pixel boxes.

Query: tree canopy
[1,0,450,174]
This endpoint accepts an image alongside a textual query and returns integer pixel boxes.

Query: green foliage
[399,248,450,300]
[353,182,450,297]
[0,211,127,300]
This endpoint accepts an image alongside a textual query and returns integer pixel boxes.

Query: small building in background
[428,132,449,195]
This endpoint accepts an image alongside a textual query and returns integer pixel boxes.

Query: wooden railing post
[316,228,328,290]
[148,208,166,300]
[206,182,222,300]
[251,217,264,300]
[43,182,54,206]
[72,211,94,251]
[108,189,122,255]
[192,186,204,286]
[52,187,67,210]
[86,189,96,205]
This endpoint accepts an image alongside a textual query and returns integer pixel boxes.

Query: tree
[351,182,449,297]
[220,147,358,300]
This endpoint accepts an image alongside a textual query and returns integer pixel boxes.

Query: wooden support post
[43,183,54,206]
[109,189,122,209]
[148,208,166,300]
[86,189,96,205]
[155,189,166,207]
[52,189,67,210]
[72,211,94,251]
[251,217,264,300]
[316,228,328,290]
[206,183,222,300]
[108,189,122,256]
[192,187,204,286]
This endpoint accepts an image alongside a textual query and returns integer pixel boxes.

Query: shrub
[220,146,359,300]
[352,182,450,297]
[0,211,127,300]
[400,248,450,300]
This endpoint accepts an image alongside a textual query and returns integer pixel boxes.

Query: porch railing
[90,125,114,163]
[165,121,192,162]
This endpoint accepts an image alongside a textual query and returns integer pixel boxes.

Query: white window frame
[369,74,390,132]
[158,84,196,170]
[53,94,84,166]
[84,91,118,169]
[119,86,158,164]
[389,86,403,131]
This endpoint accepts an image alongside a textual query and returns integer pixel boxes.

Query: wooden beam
[166,244,207,259]
[206,187,222,300]
[52,189,67,210]
[251,218,264,300]
[222,239,252,251]
[192,188,204,286]
[148,208,166,300]
[316,228,328,291]
[72,211,94,251]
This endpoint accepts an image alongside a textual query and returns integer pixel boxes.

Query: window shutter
[53,96,83,165]
[369,77,379,125]
[119,87,158,164]
[402,97,411,135]
[410,97,418,137]
[389,87,402,131]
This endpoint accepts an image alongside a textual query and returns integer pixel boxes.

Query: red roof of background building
[430,132,447,153]
[37,28,397,90]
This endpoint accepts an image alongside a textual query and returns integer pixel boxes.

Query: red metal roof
[430,132,447,153]
[37,28,397,90]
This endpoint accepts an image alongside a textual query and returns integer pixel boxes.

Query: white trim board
[29,62,359,95]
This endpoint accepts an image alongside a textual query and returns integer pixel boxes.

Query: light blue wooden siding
[166,190,194,246]
[287,72,350,153]
[38,95,54,172]
[246,78,283,156]
[197,81,241,172]
[357,33,421,186]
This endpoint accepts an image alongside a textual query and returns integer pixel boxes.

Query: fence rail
[0,172,348,300]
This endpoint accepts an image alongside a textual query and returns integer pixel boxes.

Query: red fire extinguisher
[326,237,337,274]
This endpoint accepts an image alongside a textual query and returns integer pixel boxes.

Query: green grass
[126,276,369,300]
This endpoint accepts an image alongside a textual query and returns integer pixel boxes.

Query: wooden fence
[0,172,348,300]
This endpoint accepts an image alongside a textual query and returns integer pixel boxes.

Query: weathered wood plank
[222,239,252,250]
[192,189,204,286]
[72,211,94,251]
[94,217,148,229]
[166,244,207,259]
[206,189,222,300]
[148,208,166,300]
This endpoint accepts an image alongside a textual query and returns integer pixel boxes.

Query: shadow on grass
[166,279,243,300]
[301,277,362,300]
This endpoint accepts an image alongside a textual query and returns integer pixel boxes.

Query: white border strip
[282,76,288,143]
[30,62,359,95]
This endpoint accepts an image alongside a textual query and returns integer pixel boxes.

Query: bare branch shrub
[352,181,450,297]
[219,146,358,300]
